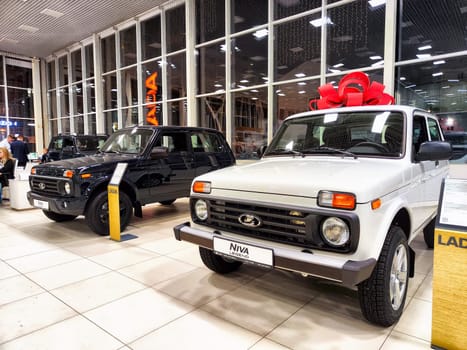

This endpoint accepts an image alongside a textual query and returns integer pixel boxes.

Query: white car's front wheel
[358,226,409,327]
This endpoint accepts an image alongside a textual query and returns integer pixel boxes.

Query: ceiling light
[251,89,259,92]
[40,8,64,18]
[416,54,431,59]
[418,45,432,51]
[329,68,341,73]
[333,63,344,68]
[369,0,386,8]
[310,17,333,27]
[253,29,268,39]
[297,82,307,85]
[214,84,222,88]
[399,77,406,81]
[278,93,285,96]
[295,73,306,78]
[432,72,443,77]
[433,60,445,65]
[240,79,249,83]
[442,86,450,89]
[18,24,39,33]
[298,90,306,94]
[251,97,258,100]
[405,84,416,88]
[371,60,384,67]
[448,79,459,82]
[370,55,382,60]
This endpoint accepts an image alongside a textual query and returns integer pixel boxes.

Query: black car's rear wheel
[85,191,132,235]
[42,210,77,222]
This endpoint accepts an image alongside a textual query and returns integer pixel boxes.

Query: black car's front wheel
[85,191,132,235]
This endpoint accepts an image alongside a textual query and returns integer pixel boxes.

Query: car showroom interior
[0,1,466,349]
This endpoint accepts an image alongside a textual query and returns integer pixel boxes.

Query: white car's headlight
[321,217,350,247]
[194,199,208,221]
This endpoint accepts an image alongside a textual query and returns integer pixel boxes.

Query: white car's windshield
[100,128,154,154]
[266,111,405,158]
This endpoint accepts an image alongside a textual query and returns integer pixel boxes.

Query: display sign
[438,178,467,228]
[432,177,467,350]
[109,163,128,186]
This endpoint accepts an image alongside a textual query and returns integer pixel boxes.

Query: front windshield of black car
[265,111,405,158]
[100,128,154,154]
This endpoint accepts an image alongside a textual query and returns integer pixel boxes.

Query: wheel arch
[84,179,137,214]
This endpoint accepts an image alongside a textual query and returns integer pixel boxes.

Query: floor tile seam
[25,268,112,292]
[0,244,57,261]
[253,296,317,348]
[4,255,84,275]
[87,253,160,271]
[385,328,432,345]
[48,281,148,316]
[0,313,80,346]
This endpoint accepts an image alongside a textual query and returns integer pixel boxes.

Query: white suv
[174,105,452,326]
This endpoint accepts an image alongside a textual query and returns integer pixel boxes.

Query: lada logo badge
[38,182,46,190]
[238,213,262,227]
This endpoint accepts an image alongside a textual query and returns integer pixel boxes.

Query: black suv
[27,126,235,235]
[45,134,108,162]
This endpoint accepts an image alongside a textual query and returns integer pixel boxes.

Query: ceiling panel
[0,0,167,58]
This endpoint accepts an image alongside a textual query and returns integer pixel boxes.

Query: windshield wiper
[266,149,305,157]
[304,146,357,159]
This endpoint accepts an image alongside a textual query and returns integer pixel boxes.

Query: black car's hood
[36,153,138,173]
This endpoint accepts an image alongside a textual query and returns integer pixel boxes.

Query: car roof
[283,105,429,122]
[118,125,222,133]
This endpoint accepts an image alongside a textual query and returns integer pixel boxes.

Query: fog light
[64,182,71,194]
[194,199,208,221]
[321,217,350,247]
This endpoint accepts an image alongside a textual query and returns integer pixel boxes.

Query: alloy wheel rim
[389,243,408,310]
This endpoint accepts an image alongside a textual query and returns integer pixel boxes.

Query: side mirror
[415,141,452,162]
[150,146,168,159]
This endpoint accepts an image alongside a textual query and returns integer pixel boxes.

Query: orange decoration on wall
[146,72,159,125]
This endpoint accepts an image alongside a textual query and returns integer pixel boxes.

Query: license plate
[213,237,273,267]
[33,199,49,210]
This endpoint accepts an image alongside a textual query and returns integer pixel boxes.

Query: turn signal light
[318,191,356,210]
[31,167,36,175]
[80,173,92,179]
[193,181,211,194]
[371,198,382,210]
[63,170,74,178]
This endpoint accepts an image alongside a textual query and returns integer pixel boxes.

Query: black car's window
[101,129,153,154]
[51,137,73,150]
[155,132,188,153]
[191,132,223,153]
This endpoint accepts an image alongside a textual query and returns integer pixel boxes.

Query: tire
[423,218,436,249]
[85,191,132,236]
[358,226,409,327]
[199,247,242,274]
[42,210,77,222]
[159,199,176,206]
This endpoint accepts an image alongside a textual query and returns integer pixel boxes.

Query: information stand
[108,163,137,242]
[431,178,467,350]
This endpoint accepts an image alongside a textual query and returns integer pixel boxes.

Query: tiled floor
[0,198,435,349]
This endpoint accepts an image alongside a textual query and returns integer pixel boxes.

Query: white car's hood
[196,157,410,203]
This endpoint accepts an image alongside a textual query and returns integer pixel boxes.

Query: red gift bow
[308,72,395,110]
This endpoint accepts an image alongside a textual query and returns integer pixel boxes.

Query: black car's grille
[192,198,359,253]
[35,167,65,177]
[30,176,63,195]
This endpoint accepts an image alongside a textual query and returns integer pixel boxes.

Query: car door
[410,114,447,230]
[191,130,230,176]
[148,130,195,200]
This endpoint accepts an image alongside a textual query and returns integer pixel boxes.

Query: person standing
[10,134,29,167]
[0,147,15,204]
[0,134,14,152]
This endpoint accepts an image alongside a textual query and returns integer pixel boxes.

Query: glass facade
[30,0,466,161]
[0,56,35,151]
